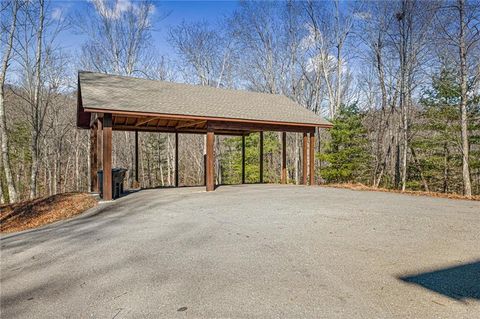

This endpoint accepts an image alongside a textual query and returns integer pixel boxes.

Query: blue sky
[53,0,240,57]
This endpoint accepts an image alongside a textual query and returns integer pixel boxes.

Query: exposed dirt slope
[0,193,97,233]
[325,183,480,201]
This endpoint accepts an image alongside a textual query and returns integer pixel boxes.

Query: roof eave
[76,75,91,129]
[82,107,333,129]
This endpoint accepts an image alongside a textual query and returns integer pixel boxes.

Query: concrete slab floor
[1,185,479,318]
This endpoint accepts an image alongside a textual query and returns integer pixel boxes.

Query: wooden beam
[96,119,103,192]
[281,132,287,184]
[112,125,247,136]
[135,130,139,184]
[208,121,316,133]
[176,120,206,129]
[303,132,308,185]
[206,130,215,191]
[241,135,246,184]
[175,132,179,187]
[84,107,333,129]
[309,132,315,186]
[135,116,161,127]
[103,113,113,200]
[90,124,98,192]
[259,131,264,183]
[155,118,163,127]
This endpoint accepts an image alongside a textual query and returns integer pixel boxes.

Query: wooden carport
[77,72,332,200]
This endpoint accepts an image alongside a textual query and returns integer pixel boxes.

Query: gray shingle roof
[78,71,332,127]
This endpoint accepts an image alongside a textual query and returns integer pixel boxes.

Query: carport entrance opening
[77,72,332,199]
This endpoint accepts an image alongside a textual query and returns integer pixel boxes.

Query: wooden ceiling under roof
[88,112,321,136]
[110,114,243,135]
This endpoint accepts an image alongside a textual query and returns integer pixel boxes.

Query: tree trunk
[395,137,401,189]
[294,133,299,185]
[398,0,409,192]
[159,146,164,187]
[401,105,408,192]
[335,41,343,117]
[29,0,45,199]
[0,0,19,203]
[74,131,80,191]
[0,175,4,204]
[53,153,58,195]
[165,134,171,186]
[458,0,472,197]
[410,147,429,192]
[443,142,449,193]
[215,136,222,185]
[146,144,152,188]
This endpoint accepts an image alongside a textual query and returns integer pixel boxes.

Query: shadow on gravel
[399,260,480,301]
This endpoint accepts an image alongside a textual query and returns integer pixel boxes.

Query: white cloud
[354,12,371,21]
[51,7,63,21]
[116,0,132,14]
[300,24,317,50]
[91,0,133,20]
[305,53,349,75]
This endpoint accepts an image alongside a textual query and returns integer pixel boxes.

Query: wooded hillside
[1,0,479,204]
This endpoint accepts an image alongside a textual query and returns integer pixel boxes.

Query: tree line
[1,0,479,204]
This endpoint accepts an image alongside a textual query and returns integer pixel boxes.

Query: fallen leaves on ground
[324,183,480,201]
[0,193,98,233]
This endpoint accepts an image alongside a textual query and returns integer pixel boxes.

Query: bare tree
[75,0,168,188]
[169,20,235,87]
[357,1,397,188]
[9,0,69,199]
[432,0,479,196]
[303,0,355,119]
[28,0,45,199]
[0,0,20,203]
[457,0,477,196]
[229,1,284,94]
[169,19,237,184]
[0,0,477,201]
[75,0,159,77]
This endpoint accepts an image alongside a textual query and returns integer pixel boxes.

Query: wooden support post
[259,131,264,183]
[203,135,207,186]
[96,119,103,192]
[134,130,139,184]
[175,132,179,187]
[206,130,215,191]
[309,132,315,186]
[103,114,113,200]
[241,135,246,184]
[302,132,308,185]
[203,154,207,186]
[281,132,287,184]
[259,131,263,183]
[90,124,98,192]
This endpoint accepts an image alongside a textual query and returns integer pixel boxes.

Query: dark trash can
[98,168,127,199]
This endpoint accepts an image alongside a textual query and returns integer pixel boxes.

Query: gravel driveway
[1,185,479,318]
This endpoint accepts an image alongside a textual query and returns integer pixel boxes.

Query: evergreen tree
[469,95,480,194]
[221,132,280,184]
[412,68,478,193]
[320,104,371,183]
